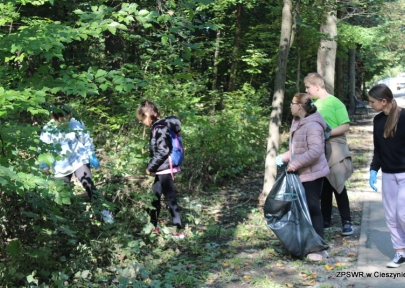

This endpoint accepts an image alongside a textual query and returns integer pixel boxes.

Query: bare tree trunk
[228,3,243,92]
[296,45,301,92]
[335,10,344,101]
[293,2,301,92]
[260,0,293,201]
[212,29,221,91]
[317,10,337,94]
[348,49,356,114]
[336,57,344,101]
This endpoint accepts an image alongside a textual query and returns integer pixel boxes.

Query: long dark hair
[368,84,401,138]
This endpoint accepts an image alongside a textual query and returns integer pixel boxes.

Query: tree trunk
[335,10,344,101]
[348,49,356,114]
[293,2,300,92]
[260,0,293,202]
[336,57,344,101]
[296,45,301,92]
[228,3,243,92]
[212,29,221,91]
[317,10,337,94]
[355,53,365,99]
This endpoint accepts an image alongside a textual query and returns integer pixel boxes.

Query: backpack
[153,125,184,178]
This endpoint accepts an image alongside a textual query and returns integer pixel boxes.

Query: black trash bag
[264,170,329,258]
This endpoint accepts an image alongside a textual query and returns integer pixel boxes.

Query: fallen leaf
[222,263,229,267]
[243,275,251,280]
[335,262,345,266]
[302,280,316,286]
[348,252,356,257]
[324,264,335,270]
[285,283,294,287]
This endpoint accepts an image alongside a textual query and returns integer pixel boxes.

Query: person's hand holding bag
[89,153,100,169]
[369,170,378,192]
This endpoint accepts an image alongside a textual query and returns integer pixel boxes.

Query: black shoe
[387,252,405,268]
[342,221,354,236]
[324,221,331,230]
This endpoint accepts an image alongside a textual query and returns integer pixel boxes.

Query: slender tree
[212,28,222,91]
[228,3,243,92]
[348,48,356,114]
[261,0,295,200]
[317,8,337,93]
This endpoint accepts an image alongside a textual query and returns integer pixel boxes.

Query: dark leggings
[150,174,182,229]
[321,178,351,225]
[302,177,325,239]
[56,164,96,199]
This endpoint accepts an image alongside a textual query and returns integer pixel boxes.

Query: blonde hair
[368,84,401,138]
[304,72,325,89]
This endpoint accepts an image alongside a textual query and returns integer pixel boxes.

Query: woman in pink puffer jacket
[278,93,329,249]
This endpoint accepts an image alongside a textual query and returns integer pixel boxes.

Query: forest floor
[64,109,375,288]
[169,109,374,288]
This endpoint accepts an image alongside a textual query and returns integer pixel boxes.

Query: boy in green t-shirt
[313,96,351,130]
[304,72,354,236]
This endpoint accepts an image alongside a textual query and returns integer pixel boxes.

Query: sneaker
[387,252,405,268]
[342,221,354,236]
[307,250,329,261]
[172,232,185,239]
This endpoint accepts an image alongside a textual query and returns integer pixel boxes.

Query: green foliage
[182,84,268,184]
[0,0,402,286]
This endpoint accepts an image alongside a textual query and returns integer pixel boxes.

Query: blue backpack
[153,125,184,177]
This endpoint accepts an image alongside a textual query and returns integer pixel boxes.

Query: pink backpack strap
[153,124,166,137]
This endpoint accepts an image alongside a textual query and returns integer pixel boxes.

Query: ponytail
[385,99,401,138]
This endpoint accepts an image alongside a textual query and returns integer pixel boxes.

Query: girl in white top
[39,105,99,200]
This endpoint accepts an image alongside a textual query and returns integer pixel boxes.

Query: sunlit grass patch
[249,274,285,287]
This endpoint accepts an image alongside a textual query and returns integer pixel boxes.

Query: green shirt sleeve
[314,95,350,129]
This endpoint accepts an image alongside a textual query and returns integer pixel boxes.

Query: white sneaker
[386,252,405,268]
[307,250,329,261]
[172,232,185,239]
